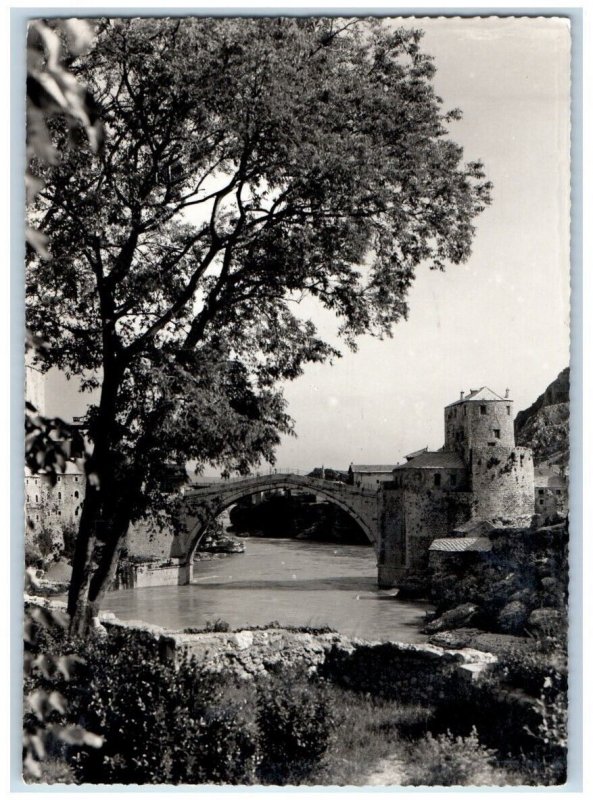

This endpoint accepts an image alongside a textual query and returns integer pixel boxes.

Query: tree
[26,17,492,632]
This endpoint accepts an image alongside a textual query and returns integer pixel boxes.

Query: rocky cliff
[514,368,569,467]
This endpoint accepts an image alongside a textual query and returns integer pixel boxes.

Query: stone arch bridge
[172,472,382,585]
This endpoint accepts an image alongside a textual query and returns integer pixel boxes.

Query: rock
[497,600,529,634]
[508,588,537,608]
[427,628,483,649]
[422,603,481,634]
[527,607,565,635]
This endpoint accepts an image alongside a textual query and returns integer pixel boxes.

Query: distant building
[349,464,399,490]
[25,461,85,536]
[534,464,568,517]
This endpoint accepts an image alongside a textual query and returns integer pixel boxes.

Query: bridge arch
[180,474,380,578]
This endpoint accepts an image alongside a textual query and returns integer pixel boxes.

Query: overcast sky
[45,15,571,473]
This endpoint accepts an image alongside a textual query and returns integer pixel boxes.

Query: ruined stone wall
[470,446,534,523]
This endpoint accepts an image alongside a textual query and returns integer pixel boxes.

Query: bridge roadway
[173,472,382,584]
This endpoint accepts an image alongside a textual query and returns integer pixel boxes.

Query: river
[103,538,431,643]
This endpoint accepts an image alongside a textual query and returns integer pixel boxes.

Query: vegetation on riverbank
[25,613,566,786]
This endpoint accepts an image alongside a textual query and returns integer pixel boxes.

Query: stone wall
[379,486,473,586]
[471,446,534,524]
[125,519,177,561]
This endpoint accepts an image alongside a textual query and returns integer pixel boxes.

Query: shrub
[402,727,505,786]
[61,629,259,784]
[256,669,334,784]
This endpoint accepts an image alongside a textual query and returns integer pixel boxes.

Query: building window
[58,491,62,500]
[75,507,79,516]
[35,495,38,503]
[493,429,501,439]
[539,499,544,506]
[433,474,441,487]
[75,477,79,482]
[57,476,61,482]
[556,489,562,496]
[450,474,457,487]
[74,490,79,498]
[538,488,544,495]
[463,406,467,416]
[480,405,487,415]
[507,406,511,415]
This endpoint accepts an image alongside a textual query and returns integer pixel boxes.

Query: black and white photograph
[18,8,576,789]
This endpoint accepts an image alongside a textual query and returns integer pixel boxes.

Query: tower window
[507,406,511,415]
[539,499,544,506]
[74,491,79,498]
[75,507,79,516]
[463,406,467,416]
[450,474,457,486]
[58,492,62,500]
[493,429,501,439]
[433,473,441,487]
[35,495,38,503]
[480,405,487,415]
[538,489,544,495]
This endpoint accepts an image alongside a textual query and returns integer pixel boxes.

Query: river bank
[25,593,565,786]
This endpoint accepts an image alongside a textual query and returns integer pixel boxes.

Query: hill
[514,367,569,468]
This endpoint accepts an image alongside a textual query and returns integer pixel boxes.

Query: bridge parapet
[185,472,378,502]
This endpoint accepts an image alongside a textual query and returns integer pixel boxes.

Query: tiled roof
[351,465,399,473]
[452,518,495,536]
[429,537,492,553]
[404,447,428,461]
[446,387,509,407]
[393,451,466,470]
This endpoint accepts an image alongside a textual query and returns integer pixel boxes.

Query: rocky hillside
[514,368,569,467]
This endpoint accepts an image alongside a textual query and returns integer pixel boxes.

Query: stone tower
[444,387,534,525]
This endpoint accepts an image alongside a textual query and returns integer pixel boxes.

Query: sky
[43,15,572,474]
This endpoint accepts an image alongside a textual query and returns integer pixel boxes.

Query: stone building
[25,462,85,541]
[350,464,399,490]
[378,387,535,587]
[534,465,568,517]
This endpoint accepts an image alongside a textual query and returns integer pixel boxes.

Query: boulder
[427,628,483,649]
[497,600,529,634]
[422,603,481,634]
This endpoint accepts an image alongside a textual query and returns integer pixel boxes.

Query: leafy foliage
[401,727,504,786]
[25,625,338,785]
[26,17,491,625]
[256,668,334,784]
[23,586,103,781]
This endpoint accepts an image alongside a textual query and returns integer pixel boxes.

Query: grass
[304,689,433,785]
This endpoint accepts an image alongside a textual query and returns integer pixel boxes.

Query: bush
[256,668,334,784]
[402,727,505,786]
[63,629,259,785]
